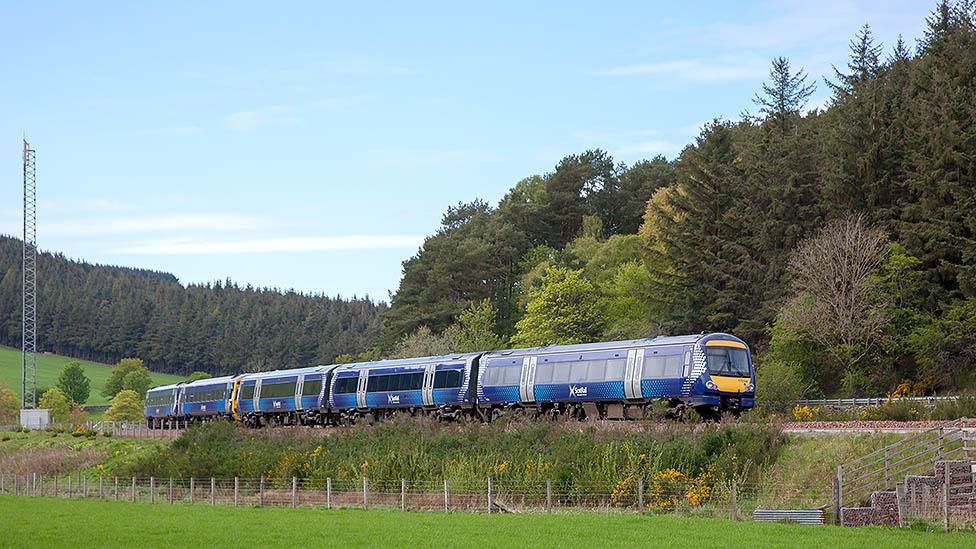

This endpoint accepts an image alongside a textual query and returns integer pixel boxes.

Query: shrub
[756,359,811,412]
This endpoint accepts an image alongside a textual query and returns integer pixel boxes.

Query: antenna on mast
[22,139,37,409]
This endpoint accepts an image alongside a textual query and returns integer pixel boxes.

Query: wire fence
[3,471,974,529]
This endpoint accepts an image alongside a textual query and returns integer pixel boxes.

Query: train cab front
[694,335,755,417]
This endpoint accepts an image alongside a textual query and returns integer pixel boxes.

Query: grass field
[0,346,184,407]
[0,495,971,548]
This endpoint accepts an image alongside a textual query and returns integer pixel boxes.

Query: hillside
[0,236,386,376]
[0,346,184,406]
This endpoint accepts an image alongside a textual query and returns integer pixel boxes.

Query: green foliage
[512,267,605,346]
[755,359,811,412]
[389,326,455,359]
[122,368,153,398]
[453,299,505,353]
[105,389,145,421]
[187,371,212,382]
[103,358,150,400]
[0,237,383,376]
[56,362,90,404]
[121,420,783,491]
[0,384,18,423]
[38,388,71,424]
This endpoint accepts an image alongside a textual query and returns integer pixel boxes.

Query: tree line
[381,1,976,400]
[0,236,386,376]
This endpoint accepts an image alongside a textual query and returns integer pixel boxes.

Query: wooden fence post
[326,478,332,509]
[731,478,738,521]
[443,479,449,513]
[99,476,104,499]
[400,479,406,511]
[487,477,492,514]
[66,475,70,498]
[190,477,195,504]
[943,464,950,532]
[211,478,216,506]
[130,477,135,502]
[638,478,644,513]
[259,476,265,507]
[292,477,298,508]
[363,477,368,509]
[82,476,87,498]
[115,477,119,501]
[234,477,239,507]
[833,466,843,525]
[52,475,56,497]
[150,477,155,504]
[546,480,552,513]
[168,478,173,504]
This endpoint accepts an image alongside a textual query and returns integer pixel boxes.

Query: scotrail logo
[388,394,400,404]
[569,385,588,397]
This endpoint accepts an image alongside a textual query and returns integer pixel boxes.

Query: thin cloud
[111,235,425,255]
[44,213,268,237]
[593,57,767,81]
[224,105,302,131]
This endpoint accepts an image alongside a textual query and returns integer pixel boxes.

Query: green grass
[0,495,970,548]
[0,346,184,407]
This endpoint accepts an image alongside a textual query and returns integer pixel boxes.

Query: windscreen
[705,347,751,377]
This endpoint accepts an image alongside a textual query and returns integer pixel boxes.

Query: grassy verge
[1,495,971,548]
[0,429,166,476]
[0,345,184,407]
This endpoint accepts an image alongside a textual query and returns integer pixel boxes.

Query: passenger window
[606,358,625,379]
[664,355,683,377]
[569,362,588,382]
[552,364,571,383]
[535,363,553,384]
[643,356,666,379]
[587,360,606,381]
[503,365,522,385]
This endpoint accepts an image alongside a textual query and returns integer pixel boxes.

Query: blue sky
[0,1,932,301]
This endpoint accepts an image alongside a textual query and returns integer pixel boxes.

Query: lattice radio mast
[22,139,37,409]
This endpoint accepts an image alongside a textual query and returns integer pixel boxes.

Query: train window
[551,364,571,383]
[706,348,751,377]
[502,365,522,385]
[240,385,255,400]
[303,379,323,396]
[642,356,667,379]
[606,358,625,379]
[663,355,683,377]
[334,377,357,394]
[262,381,297,398]
[586,360,606,381]
[434,370,463,389]
[481,367,497,386]
[367,375,384,392]
[534,363,553,384]
[569,362,588,383]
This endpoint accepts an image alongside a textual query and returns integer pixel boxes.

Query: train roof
[240,365,332,381]
[484,333,743,358]
[147,383,182,393]
[329,352,482,373]
[181,375,236,388]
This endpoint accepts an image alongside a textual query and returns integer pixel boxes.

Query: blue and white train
[145,333,754,428]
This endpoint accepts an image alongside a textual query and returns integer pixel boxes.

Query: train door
[356,370,368,409]
[422,363,436,406]
[518,356,537,403]
[253,379,262,412]
[295,374,305,410]
[624,348,645,399]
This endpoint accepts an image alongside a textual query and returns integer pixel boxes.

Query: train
[144,332,755,428]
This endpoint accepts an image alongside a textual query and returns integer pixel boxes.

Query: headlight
[705,380,717,390]
[747,383,755,392]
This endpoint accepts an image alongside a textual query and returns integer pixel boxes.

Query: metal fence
[794,396,961,408]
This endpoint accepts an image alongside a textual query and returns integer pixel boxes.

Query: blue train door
[356,370,368,409]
